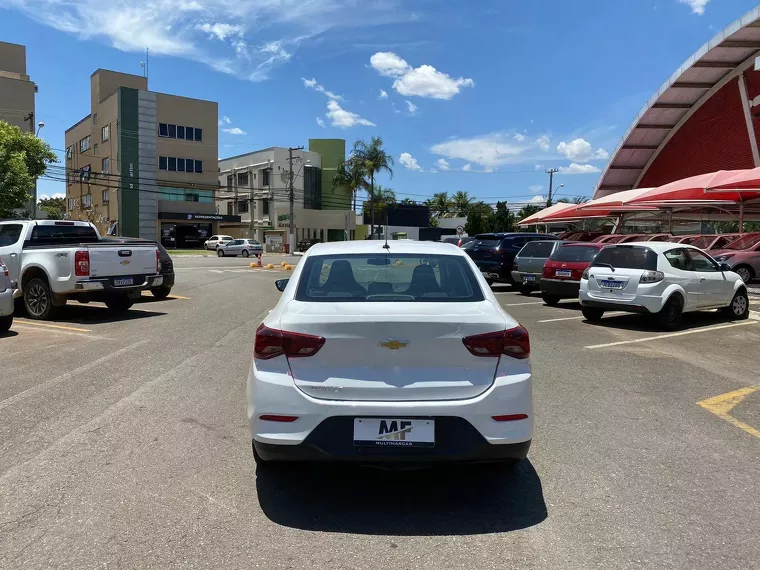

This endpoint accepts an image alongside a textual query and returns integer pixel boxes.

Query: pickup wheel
[23,277,57,320]
[0,315,12,333]
[104,295,134,313]
[151,286,171,300]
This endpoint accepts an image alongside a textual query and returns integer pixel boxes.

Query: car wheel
[151,286,171,299]
[519,285,533,296]
[542,294,561,306]
[734,265,753,284]
[656,297,683,331]
[722,289,749,320]
[23,277,57,320]
[104,295,134,312]
[217,249,225,257]
[0,314,12,333]
[242,250,250,258]
[581,307,604,322]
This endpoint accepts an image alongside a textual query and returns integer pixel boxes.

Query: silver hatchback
[217,239,264,258]
[512,240,571,295]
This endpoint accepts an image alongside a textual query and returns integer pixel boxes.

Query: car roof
[605,241,704,253]
[559,241,606,248]
[306,240,465,256]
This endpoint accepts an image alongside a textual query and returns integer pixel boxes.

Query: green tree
[491,201,514,232]
[332,158,366,211]
[426,192,451,218]
[362,185,396,218]
[452,190,474,216]
[399,197,416,205]
[516,203,544,230]
[38,196,66,220]
[352,137,394,231]
[0,120,58,217]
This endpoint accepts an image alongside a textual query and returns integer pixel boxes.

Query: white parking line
[538,312,626,323]
[585,321,758,349]
[501,301,544,307]
[208,269,225,274]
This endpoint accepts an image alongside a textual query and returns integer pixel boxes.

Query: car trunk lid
[87,243,158,278]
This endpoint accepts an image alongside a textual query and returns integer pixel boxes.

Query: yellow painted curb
[249,262,257,268]
[285,264,293,270]
[280,261,288,268]
[266,263,274,269]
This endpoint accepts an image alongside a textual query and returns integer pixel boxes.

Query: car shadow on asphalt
[135,296,180,304]
[256,460,547,535]
[0,329,19,338]
[34,304,167,325]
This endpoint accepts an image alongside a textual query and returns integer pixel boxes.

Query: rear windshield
[592,246,658,270]
[29,224,99,245]
[295,253,484,302]
[690,236,716,249]
[519,241,556,258]
[474,238,500,248]
[724,234,760,250]
[550,245,601,262]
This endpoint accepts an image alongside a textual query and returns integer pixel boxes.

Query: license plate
[524,274,536,282]
[114,277,134,287]
[555,269,572,278]
[600,279,623,289]
[353,418,435,448]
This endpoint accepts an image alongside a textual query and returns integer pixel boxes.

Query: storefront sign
[159,212,242,222]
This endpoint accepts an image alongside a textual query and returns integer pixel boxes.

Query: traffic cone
[255,254,263,267]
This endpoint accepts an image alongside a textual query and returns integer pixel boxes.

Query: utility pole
[288,146,304,253]
[545,168,560,207]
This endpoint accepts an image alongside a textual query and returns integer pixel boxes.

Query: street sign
[456,225,465,236]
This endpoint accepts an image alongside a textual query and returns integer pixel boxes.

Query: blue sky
[2,0,759,209]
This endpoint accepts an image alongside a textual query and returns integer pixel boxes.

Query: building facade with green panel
[309,138,350,211]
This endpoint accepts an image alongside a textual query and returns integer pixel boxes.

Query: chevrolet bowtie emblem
[120,260,130,265]
[379,338,409,350]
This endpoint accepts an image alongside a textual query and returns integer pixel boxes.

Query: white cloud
[536,136,550,152]
[529,185,543,194]
[302,77,343,100]
[430,169,437,174]
[222,127,247,135]
[558,163,602,175]
[326,100,375,128]
[370,51,474,100]
[678,0,709,15]
[8,0,404,82]
[399,152,421,171]
[218,116,232,126]
[534,164,543,170]
[435,158,450,171]
[431,133,532,169]
[38,193,65,201]
[405,100,418,114]
[529,195,546,204]
[513,133,525,142]
[316,117,326,128]
[379,89,388,99]
[556,138,608,163]
[462,164,472,172]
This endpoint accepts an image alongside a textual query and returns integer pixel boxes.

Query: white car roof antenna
[383,224,390,250]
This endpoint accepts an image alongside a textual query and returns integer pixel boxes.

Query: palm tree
[426,192,450,218]
[332,158,366,211]
[452,190,474,216]
[399,197,416,206]
[352,137,394,234]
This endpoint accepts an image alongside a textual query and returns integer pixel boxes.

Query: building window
[102,189,109,204]
[262,168,270,186]
[92,113,97,125]
[177,158,185,172]
[194,128,202,142]
[185,192,200,202]
[68,198,75,210]
[66,146,73,160]
[93,143,98,156]
[79,136,91,153]
[194,160,202,173]
[227,202,233,216]
[102,157,110,174]
[102,124,110,142]
[185,127,193,141]
[168,157,177,171]
[168,124,177,138]
[159,156,167,170]
[226,175,233,190]
[159,123,168,137]
[262,200,270,215]
[82,194,92,208]
[238,200,249,213]
[158,156,202,174]
[177,125,185,140]
[237,172,249,187]
[80,165,91,181]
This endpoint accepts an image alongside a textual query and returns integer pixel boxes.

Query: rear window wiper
[592,262,615,271]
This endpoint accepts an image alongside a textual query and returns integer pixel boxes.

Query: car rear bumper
[511,271,540,285]
[157,272,175,288]
[0,289,13,317]
[580,290,664,313]
[254,418,531,463]
[540,278,580,298]
[74,274,164,293]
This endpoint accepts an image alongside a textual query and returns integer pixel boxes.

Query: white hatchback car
[248,240,533,467]
[579,242,749,330]
[204,235,233,250]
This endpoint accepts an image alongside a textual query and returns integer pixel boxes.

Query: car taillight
[0,257,7,277]
[156,249,161,273]
[582,268,589,280]
[542,265,552,278]
[462,326,530,359]
[75,250,90,276]
[254,324,326,360]
[639,270,664,284]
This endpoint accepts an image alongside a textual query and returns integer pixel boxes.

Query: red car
[540,242,607,305]
[689,234,742,251]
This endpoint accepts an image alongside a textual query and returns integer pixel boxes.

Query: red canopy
[627,170,760,205]
[707,167,760,193]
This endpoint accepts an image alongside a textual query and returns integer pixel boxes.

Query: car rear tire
[151,286,172,299]
[542,294,561,306]
[734,265,753,284]
[582,307,604,322]
[721,289,749,320]
[217,249,225,257]
[242,250,250,258]
[104,295,134,313]
[0,315,12,333]
[656,297,683,331]
[519,285,533,296]
[23,277,57,320]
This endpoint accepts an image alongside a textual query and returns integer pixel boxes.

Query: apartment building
[0,41,36,132]
[64,69,227,247]
[217,140,354,251]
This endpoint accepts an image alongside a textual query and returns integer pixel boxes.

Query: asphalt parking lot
[1,255,759,569]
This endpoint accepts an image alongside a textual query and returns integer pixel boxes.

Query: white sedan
[579,242,749,330]
[247,240,533,468]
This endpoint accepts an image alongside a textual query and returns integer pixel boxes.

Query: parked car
[466,233,559,285]
[690,234,742,251]
[664,235,698,243]
[441,236,476,247]
[579,242,748,330]
[204,235,233,250]
[540,242,607,305]
[297,238,323,253]
[217,239,264,258]
[564,231,607,242]
[0,257,13,333]
[643,234,673,242]
[711,232,760,283]
[511,240,570,295]
[0,220,162,320]
[103,238,175,299]
[249,240,532,468]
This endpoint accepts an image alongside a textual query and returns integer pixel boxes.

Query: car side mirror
[275,279,289,292]
[719,262,731,272]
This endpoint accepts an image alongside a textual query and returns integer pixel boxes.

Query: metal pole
[289,147,295,252]
[739,202,745,233]
[370,172,375,239]
[545,168,559,207]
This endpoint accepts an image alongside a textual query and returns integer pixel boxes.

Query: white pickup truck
[0,220,163,320]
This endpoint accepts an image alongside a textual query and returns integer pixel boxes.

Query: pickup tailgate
[87,243,157,278]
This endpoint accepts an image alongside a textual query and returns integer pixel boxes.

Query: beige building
[0,41,36,132]
[64,69,226,246]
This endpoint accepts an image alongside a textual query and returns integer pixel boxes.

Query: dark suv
[467,233,559,285]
